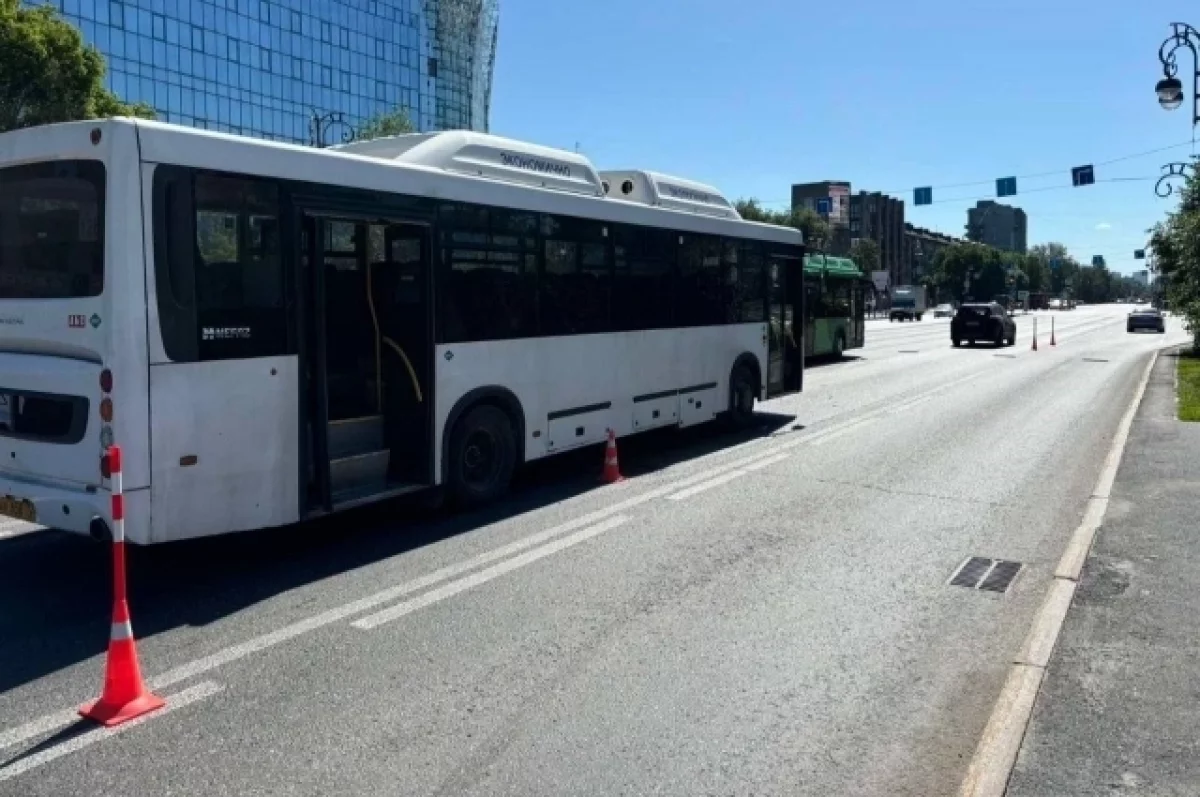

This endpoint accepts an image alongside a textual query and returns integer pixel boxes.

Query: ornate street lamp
[310,109,356,149]
[1156,22,1199,124]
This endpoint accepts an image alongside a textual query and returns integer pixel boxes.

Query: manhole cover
[949,556,1023,594]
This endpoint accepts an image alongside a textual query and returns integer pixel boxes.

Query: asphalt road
[0,304,1187,796]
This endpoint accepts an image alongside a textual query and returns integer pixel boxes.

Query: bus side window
[612,225,673,331]
[540,214,611,336]
[439,202,538,343]
[676,233,724,327]
[733,241,766,322]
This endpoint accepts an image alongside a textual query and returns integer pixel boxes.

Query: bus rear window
[0,161,105,299]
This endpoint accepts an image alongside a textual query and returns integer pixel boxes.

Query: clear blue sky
[490,1,1198,275]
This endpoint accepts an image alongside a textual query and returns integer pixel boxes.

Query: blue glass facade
[27,0,498,142]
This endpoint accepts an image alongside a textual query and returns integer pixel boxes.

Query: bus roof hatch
[597,170,741,220]
[334,131,607,198]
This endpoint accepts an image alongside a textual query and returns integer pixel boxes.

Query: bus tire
[724,364,757,431]
[447,404,516,507]
[833,333,845,358]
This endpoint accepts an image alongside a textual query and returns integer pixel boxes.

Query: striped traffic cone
[600,428,624,483]
[79,445,165,727]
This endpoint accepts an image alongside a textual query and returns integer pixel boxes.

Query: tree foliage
[930,242,1009,302]
[1149,156,1200,350]
[0,0,153,132]
[734,199,830,249]
[849,238,881,273]
[356,106,416,141]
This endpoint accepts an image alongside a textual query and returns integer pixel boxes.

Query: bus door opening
[302,214,432,511]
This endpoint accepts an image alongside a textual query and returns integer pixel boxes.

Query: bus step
[328,415,385,459]
[330,449,390,495]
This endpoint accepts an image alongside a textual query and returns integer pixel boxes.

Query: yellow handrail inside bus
[382,336,423,403]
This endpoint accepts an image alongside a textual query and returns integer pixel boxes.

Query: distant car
[933,304,954,318]
[1127,306,1165,334]
[951,302,1016,347]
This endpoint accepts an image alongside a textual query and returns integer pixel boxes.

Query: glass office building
[29,0,499,143]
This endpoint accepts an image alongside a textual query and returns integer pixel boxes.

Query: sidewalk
[1006,348,1200,795]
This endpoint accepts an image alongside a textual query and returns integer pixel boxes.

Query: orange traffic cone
[600,428,624,483]
[79,599,165,726]
[80,444,165,727]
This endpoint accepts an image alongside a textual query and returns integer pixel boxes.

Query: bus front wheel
[447,404,517,507]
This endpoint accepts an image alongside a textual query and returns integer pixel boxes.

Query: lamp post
[310,109,356,149]
[1156,22,1200,125]
[1155,23,1199,196]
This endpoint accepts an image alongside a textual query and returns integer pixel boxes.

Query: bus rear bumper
[0,472,107,538]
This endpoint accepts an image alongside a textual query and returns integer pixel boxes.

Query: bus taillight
[99,369,113,393]
[99,398,113,422]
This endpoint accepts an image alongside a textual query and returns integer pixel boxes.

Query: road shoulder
[1005,347,1200,795]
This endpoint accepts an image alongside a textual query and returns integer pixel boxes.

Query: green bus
[802,254,866,358]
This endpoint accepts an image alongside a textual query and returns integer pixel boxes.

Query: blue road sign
[1134,249,1145,259]
[1092,255,1105,267]
[996,176,1017,197]
[1050,258,1061,270]
[1071,165,1095,186]
[816,197,832,215]
[914,186,933,206]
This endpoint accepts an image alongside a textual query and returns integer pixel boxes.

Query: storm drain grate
[949,556,1023,594]
[899,350,920,354]
[1082,358,1110,363]
[994,354,1016,359]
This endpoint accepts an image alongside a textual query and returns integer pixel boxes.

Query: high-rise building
[27,0,499,142]
[966,201,1027,253]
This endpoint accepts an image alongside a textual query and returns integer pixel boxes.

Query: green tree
[356,106,416,141]
[1149,156,1200,350]
[849,238,881,273]
[734,199,830,249]
[931,242,1007,302]
[0,0,152,132]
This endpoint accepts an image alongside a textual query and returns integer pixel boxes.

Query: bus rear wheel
[724,364,757,431]
[447,404,516,507]
[834,333,845,358]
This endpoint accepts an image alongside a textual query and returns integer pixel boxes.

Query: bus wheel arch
[441,387,526,506]
[724,353,761,430]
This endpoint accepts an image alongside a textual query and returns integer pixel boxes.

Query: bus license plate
[0,496,36,523]
[965,321,979,327]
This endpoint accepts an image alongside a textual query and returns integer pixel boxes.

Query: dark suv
[1127,306,1165,333]
[951,302,1016,347]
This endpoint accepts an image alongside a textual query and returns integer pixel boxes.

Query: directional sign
[914,186,933,206]
[1092,255,1105,267]
[996,176,1017,197]
[1049,257,1062,270]
[816,197,832,215]
[1134,249,1146,259]
[1072,165,1095,187]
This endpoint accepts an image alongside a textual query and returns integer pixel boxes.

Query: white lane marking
[0,681,221,784]
[808,417,878,446]
[665,453,791,502]
[352,516,631,630]
[0,709,81,753]
[741,453,789,472]
[958,348,1161,797]
[667,470,752,501]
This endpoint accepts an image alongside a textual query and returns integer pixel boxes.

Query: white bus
[0,119,805,544]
